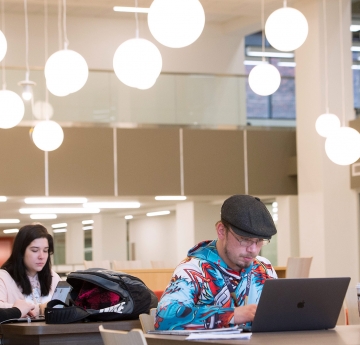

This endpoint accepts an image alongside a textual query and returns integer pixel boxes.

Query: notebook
[245,277,350,332]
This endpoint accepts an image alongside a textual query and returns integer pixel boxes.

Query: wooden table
[119,267,287,291]
[144,325,360,345]
[0,319,141,345]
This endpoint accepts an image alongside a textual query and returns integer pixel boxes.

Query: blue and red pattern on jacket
[155,240,277,330]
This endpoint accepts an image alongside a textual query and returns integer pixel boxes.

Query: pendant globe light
[30,0,63,154]
[0,30,6,62]
[113,0,162,90]
[44,0,88,97]
[148,0,205,48]
[113,38,162,89]
[325,0,360,166]
[0,90,25,129]
[248,0,281,96]
[0,0,24,129]
[315,0,340,138]
[265,0,308,52]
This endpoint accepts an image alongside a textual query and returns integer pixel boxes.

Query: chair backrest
[112,260,142,270]
[83,260,111,270]
[285,257,313,278]
[99,325,147,345]
[150,260,166,268]
[139,313,155,333]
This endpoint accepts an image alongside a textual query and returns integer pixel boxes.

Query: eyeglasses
[228,228,270,247]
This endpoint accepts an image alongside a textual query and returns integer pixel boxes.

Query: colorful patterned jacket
[155,240,277,330]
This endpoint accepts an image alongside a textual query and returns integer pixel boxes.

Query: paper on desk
[186,332,252,340]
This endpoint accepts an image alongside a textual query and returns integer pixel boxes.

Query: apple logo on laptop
[297,300,305,308]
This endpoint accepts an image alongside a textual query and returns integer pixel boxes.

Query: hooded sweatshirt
[155,240,277,330]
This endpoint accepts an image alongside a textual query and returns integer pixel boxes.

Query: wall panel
[247,129,297,195]
[117,128,181,195]
[0,127,44,195]
[49,127,114,195]
[183,129,245,195]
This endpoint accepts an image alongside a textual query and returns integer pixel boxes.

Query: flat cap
[221,194,277,239]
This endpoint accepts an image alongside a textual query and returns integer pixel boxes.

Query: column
[175,202,221,263]
[295,0,359,323]
[276,196,299,266]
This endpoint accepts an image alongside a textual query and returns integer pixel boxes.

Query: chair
[150,260,166,268]
[285,257,313,278]
[84,260,111,270]
[139,308,157,333]
[99,325,147,345]
[112,260,142,270]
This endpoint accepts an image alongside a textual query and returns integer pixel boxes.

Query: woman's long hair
[1,223,54,296]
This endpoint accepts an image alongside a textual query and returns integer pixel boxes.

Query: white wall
[129,213,177,268]
[193,203,221,244]
[4,13,245,74]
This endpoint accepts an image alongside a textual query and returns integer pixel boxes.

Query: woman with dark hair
[0,223,61,317]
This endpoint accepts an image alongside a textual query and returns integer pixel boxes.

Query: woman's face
[23,237,49,277]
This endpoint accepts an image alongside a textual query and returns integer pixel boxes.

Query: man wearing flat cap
[155,195,277,330]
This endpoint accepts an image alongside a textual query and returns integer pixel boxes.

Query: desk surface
[145,325,360,345]
[0,319,141,345]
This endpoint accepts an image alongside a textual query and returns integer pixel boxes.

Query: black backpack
[45,268,158,323]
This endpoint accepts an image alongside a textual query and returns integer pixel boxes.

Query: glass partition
[4,67,296,127]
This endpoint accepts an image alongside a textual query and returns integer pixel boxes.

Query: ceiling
[3,0,301,24]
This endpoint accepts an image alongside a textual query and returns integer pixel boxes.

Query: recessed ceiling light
[113,6,149,13]
[52,223,68,228]
[30,214,57,220]
[124,215,133,219]
[0,196,7,202]
[155,196,187,201]
[0,219,20,224]
[82,220,94,225]
[83,226,93,231]
[20,208,100,214]
[146,211,170,217]
[53,228,67,233]
[83,202,140,209]
[3,229,19,234]
[24,197,88,204]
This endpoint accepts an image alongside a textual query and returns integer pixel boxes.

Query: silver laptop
[13,281,72,323]
[247,277,350,332]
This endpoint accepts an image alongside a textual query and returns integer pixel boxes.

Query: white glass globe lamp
[0,30,7,62]
[265,7,308,51]
[248,63,281,96]
[148,0,205,48]
[113,38,162,90]
[325,127,360,165]
[315,113,340,138]
[32,120,64,151]
[44,49,88,96]
[0,90,25,129]
[33,101,54,120]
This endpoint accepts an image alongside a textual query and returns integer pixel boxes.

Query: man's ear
[216,222,227,240]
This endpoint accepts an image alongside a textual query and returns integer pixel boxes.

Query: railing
[3,67,296,127]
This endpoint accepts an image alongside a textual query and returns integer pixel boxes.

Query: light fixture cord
[339,0,346,126]
[62,0,69,49]
[44,0,49,110]
[1,0,5,90]
[135,0,139,38]
[57,0,62,50]
[261,0,265,62]
[322,0,329,113]
[24,0,30,81]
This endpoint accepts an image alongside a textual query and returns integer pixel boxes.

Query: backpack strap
[45,299,91,324]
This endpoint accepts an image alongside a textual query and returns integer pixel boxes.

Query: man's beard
[224,245,255,270]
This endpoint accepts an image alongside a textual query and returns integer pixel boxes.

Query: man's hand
[234,304,257,324]
[12,299,35,318]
